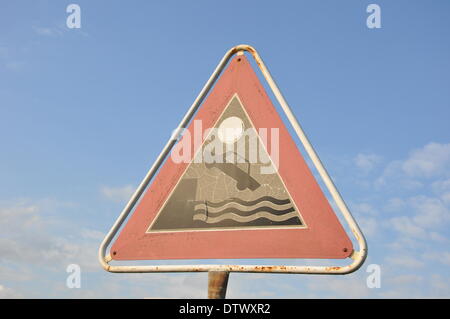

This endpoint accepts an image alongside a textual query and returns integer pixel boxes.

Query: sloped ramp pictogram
[148,95,305,232]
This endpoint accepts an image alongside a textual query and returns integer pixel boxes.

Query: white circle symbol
[218,116,244,145]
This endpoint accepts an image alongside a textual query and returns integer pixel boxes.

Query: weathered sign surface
[110,55,353,261]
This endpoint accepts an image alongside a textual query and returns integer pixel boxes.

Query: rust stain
[230,46,263,69]
[252,265,288,272]
[325,266,342,272]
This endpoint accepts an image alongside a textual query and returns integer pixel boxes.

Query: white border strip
[98,44,367,274]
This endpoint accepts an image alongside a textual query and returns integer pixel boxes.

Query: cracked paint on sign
[148,95,305,232]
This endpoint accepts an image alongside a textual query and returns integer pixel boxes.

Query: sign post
[208,271,230,299]
[99,45,367,297]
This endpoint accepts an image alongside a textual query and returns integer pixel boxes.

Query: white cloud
[429,232,448,243]
[375,160,423,191]
[387,274,422,285]
[357,216,378,237]
[32,26,63,37]
[441,192,450,205]
[100,185,135,203]
[0,264,34,283]
[0,285,22,298]
[378,273,427,298]
[114,273,207,299]
[354,153,382,173]
[432,178,450,193]
[351,202,377,215]
[385,255,424,269]
[384,198,406,212]
[409,196,450,228]
[0,198,64,233]
[429,274,450,297]
[385,232,435,253]
[81,229,105,241]
[431,179,450,204]
[348,202,379,237]
[389,216,427,239]
[306,274,370,298]
[402,142,450,178]
[379,184,450,251]
[0,199,102,275]
[382,193,449,252]
[3,140,450,298]
[375,142,450,191]
[157,274,206,298]
[427,252,450,267]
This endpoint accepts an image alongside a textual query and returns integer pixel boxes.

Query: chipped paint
[98,44,367,275]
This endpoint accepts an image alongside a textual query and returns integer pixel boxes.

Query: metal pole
[208,271,230,299]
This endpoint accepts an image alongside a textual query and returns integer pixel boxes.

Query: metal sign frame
[98,44,367,274]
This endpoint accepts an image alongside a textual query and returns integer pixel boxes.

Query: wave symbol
[192,196,300,225]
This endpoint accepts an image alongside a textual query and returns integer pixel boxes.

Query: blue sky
[1,0,449,298]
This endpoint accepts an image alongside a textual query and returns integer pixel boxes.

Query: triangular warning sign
[110,54,353,260]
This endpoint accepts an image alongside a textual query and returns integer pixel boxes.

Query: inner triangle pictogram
[148,94,305,232]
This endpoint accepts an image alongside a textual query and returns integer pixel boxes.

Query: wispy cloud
[427,251,450,267]
[2,141,450,298]
[354,152,382,173]
[306,274,371,298]
[385,254,425,269]
[100,185,135,203]
[347,142,450,297]
[32,26,63,37]
[0,197,103,297]
[0,285,22,298]
[375,142,450,191]
[4,61,25,71]
[402,142,450,178]
[389,216,427,239]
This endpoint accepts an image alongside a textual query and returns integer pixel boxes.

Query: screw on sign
[98,44,367,298]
